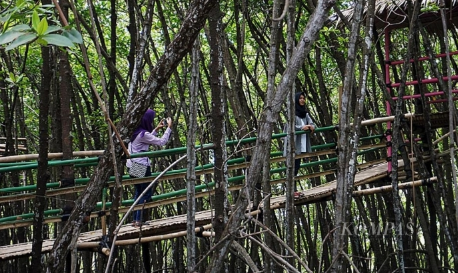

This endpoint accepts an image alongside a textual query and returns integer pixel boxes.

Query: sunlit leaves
[5,71,28,89]
[0,2,82,50]
[32,10,40,31]
[421,2,439,13]
[36,17,48,36]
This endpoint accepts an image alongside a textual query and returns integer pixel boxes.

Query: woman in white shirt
[284,92,315,182]
[293,92,315,177]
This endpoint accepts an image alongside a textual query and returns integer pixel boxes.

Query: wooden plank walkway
[0,162,391,260]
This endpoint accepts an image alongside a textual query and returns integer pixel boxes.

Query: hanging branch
[272,0,290,21]
[51,0,69,26]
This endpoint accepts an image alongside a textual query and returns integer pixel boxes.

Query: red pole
[390,75,458,87]
[390,50,458,65]
[392,90,458,100]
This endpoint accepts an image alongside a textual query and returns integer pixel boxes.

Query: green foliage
[421,2,440,13]
[5,72,24,86]
[0,24,30,44]
[0,2,82,50]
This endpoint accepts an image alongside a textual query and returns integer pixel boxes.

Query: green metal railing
[0,125,389,225]
[0,145,387,225]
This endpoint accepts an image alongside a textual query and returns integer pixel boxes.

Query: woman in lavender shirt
[127,108,172,227]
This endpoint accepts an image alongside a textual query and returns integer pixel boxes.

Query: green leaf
[5,33,36,50]
[62,28,83,44]
[10,24,31,32]
[0,30,23,45]
[8,72,16,82]
[0,24,32,45]
[36,18,48,36]
[43,25,60,35]
[41,34,74,47]
[32,10,40,31]
[16,74,23,83]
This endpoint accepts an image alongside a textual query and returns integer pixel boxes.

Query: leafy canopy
[0,0,83,50]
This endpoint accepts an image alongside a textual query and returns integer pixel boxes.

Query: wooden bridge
[1,157,437,260]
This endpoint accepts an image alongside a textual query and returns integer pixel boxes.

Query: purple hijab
[131,109,155,142]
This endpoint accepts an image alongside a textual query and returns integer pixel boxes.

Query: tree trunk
[264,0,283,271]
[187,37,200,272]
[208,3,229,271]
[30,44,52,272]
[285,0,297,267]
[331,0,366,270]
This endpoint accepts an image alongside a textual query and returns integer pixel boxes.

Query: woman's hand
[165,117,172,128]
[156,117,172,130]
[156,119,167,130]
[302,125,314,132]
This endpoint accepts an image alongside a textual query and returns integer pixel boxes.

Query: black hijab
[295,92,308,118]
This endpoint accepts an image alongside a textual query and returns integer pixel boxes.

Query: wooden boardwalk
[0,162,391,260]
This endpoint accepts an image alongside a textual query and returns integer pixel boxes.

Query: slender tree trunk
[108,0,117,120]
[265,0,283,271]
[331,0,365,270]
[30,44,52,273]
[56,1,77,271]
[106,1,124,263]
[390,3,426,273]
[285,0,297,268]
[208,3,229,271]
[187,37,200,272]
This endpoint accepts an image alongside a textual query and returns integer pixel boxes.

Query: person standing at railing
[284,92,315,197]
[127,108,172,227]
